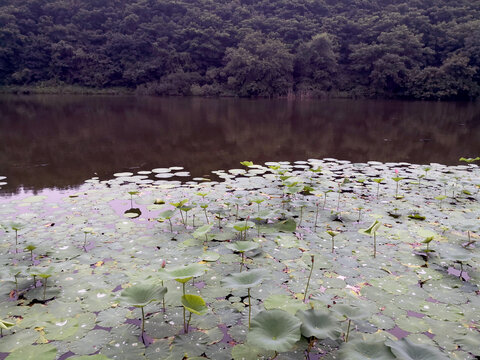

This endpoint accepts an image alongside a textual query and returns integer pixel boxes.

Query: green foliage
[1,0,479,99]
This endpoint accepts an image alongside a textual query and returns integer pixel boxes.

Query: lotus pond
[0,159,479,359]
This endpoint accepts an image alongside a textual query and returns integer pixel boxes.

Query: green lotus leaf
[120,283,167,307]
[159,209,175,219]
[273,219,297,232]
[233,221,255,232]
[386,338,449,360]
[202,251,220,262]
[192,224,214,239]
[247,309,301,352]
[455,331,480,356]
[5,344,57,360]
[333,304,369,320]
[264,294,308,315]
[295,309,341,340]
[225,241,260,253]
[163,263,207,283]
[338,339,396,360]
[0,319,15,330]
[181,294,208,315]
[360,220,381,236]
[221,269,267,289]
[240,161,254,167]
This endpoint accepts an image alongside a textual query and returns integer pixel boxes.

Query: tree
[223,32,294,97]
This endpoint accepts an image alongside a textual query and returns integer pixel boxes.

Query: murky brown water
[1,95,479,196]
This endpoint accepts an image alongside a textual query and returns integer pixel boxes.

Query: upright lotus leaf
[0,318,15,337]
[222,269,268,328]
[240,161,254,167]
[295,309,341,340]
[247,309,301,353]
[158,209,176,232]
[360,220,382,258]
[192,223,214,243]
[181,294,208,316]
[120,283,168,308]
[333,304,370,342]
[225,241,260,271]
[162,263,207,285]
[120,283,167,343]
[338,339,396,360]
[221,269,267,289]
[385,338,449,360]
[181,294,208,333]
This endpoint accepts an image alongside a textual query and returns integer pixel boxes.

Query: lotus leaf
[225,241,259,253]
[338,339,396,360]
[247,309,302,352]
[120,284,167,307]
[181,294,208,315]
[295,309,341,340]
[162,263,207,283]
[386,338,449,360]
[221,269,267,289]
[4,344,57,360]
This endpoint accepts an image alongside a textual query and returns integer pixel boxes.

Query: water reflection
[0,95,479,195]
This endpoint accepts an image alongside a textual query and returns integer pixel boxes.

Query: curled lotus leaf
[181,294,208,315]
[120,283,167,307]
[295,309,342,340]
[225,241,260,253]
[385,338,449,360]
[338,339,396,360]
[247,309,301,353]
[359,220,381,236]
[221,269,267,289]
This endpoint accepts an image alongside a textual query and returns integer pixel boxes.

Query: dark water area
[0,95,479,196]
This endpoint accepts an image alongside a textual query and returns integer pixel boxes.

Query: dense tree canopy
[1,0,479,99]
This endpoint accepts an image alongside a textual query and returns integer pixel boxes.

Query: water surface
[1,95,479,196]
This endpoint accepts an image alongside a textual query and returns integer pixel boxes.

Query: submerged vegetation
[0,158,479,359]
[1,0,480,99]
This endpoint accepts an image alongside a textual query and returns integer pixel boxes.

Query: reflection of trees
[0,95,479,195]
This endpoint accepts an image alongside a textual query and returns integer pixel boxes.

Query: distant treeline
[1,0,480,99]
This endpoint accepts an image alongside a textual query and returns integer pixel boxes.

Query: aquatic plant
[24,244,36,262]
[192,223,213,245]
[391,171,404,199]
[225,240,259,271]
[247,309,301,357]
[333,304,369,342]
[181,294,207,333]
[303,255,314,303]
[120,283,167,343]
[326,229,340,254]
[296,308,341,357]
[158,209,175,232]
[222,269,267,328]
[0,318,15,337]
[82,227,94,251]
[360,220,381,258]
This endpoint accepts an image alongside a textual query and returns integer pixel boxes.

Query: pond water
[0,95,479,196]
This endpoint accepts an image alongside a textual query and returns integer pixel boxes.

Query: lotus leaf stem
[141,307,145,342]
[168,218,173,232]
[304,255,314,303]
[186,312,192,333]
[204,208,209,224]
[373,232,377,258]
[323,193,327,209]
[314,203,319,228]
[240,253,245,272]
[345,319,351,342]
[43,277,47,300]
[248,288,251,329]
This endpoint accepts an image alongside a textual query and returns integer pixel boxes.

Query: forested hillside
[1,0,480,99]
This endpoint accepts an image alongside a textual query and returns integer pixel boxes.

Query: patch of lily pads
[0,158,479,359]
